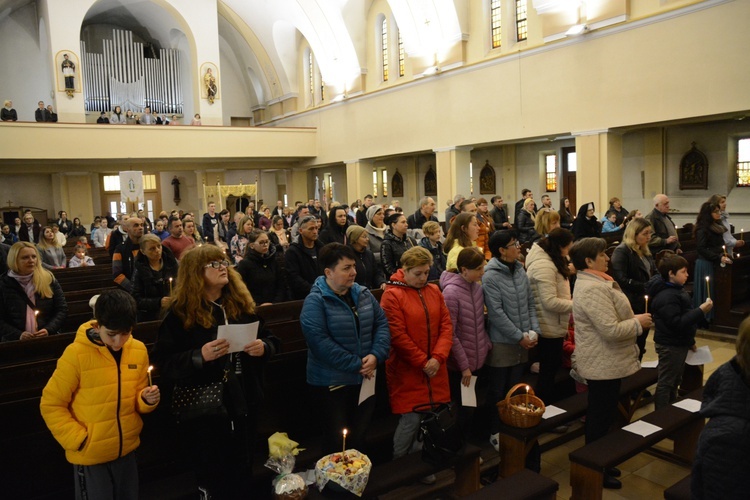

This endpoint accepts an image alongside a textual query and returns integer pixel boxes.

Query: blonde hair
[523,197,536,211]
[622,217,653,257]
[7,242,54,298]
[400,246,433,270]
[169,245,255,329]
[139,233,162,251]
[237,215,254,237]
[422,221,441,236]
[534,208,560,235]
[36,226,60,250]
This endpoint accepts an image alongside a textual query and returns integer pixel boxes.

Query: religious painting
[480,160,496,195]
[200,62,219,103]
[424,166,437,196]
[55,50,81,97]
[391,170,404,197]
[679,142,709,190]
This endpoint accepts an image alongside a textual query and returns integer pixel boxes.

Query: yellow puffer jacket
[40,321,157,466]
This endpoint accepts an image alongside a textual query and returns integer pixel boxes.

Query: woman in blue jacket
[301,243,391,455]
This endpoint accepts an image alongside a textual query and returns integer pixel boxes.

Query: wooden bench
[568,388,704,500]
[461,469,558,499]
[663,474,691,500]
[308,444,481,499]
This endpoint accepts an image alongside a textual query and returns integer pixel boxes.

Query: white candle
[169,277,173,295]
[34,310,39,332]
[342,428,348,453]
[705,276,710,299]
[147,366,153,387]
[644,295,649,312]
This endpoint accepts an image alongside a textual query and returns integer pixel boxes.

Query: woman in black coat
[346,225,385,289]
[559,198,574,230]
[131,234,179,322]
[69,218,87,238]
[0,242,68,341]
[318,206,349,246]
[572,202,601,240]
[610,217,657,358]
[692,201,732,320]
[236,229,288,305]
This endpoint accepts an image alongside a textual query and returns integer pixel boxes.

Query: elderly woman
[692,316,750,499]
[365,204,387,263]
[131,234,178,322]
[516,198,538,243]
[300,243,390,455]
[37,226,67,269]
[155,245,280,499]
[0,242,68,341]
[525,228,574,404]
[483,230,539,453]
[444,212,479,272]
[347,224,385,290]
[236,229,288,305]
[380,247,453,468]
[380,212,416,278]
[611,218,657,360]
[572,202,601,240]
[569,237,652,489]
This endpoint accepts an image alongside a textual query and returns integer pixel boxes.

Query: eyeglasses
[255,240,270,246]
[505,241,521,249]
[205,260,231,269]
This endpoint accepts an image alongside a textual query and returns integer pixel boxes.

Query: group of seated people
[1,100,57,122]
[2,190,748,498]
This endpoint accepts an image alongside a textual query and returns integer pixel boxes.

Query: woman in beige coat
[525,228,574,404]
[569,237,652,490]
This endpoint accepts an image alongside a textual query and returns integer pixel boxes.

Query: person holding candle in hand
[0,242,67,342]
[154,245,280,499]
[692,201,731,323]
[708,194,745,256]
[132,234,179,322]
[646,253,713,409]
[41,290,159,499]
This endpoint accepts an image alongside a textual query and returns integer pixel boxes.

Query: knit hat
[366,205,383,222]
[346,224,367,242]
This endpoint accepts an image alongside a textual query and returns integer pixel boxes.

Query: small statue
[204,68,217,104]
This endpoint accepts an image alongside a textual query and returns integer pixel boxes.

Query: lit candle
[34,310,39,332]
[705,276,710,300]
[644,295,649,313]
[147,365,153,387]
[525,385,530,406]
[723,245,728,257]
[169,277,173,295]
[342,428,347,453]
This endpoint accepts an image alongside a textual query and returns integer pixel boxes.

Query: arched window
[381,18,389,82]
[491,0,502,49]
[398,28,405,77]
[516,0,528,42]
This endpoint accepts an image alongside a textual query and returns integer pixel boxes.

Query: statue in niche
[204,68,217,104]
[679,142,709,190]
[480,160,496,195]
[62,54,76,97]
[392,170,404,197]
[424,166,437,196]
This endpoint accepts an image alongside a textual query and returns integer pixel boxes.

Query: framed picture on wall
[679,142,709,190]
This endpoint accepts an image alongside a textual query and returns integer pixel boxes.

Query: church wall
[0,174,54,216]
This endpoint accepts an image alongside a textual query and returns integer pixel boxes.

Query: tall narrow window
[373,170,379,198]
[516,0,528,42]
[381,19,389,81]
[469,162,474,195]
[737,138,750,187]
[491,0,502,49]
[382,170,388,198]
[308,51,314,102]
[398,29,405,77]
[545,154,558,192]
[320,72,325,101]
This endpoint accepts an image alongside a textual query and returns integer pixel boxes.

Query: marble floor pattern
[539,330,736,500]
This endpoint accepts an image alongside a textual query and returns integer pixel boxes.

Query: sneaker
[490,433,500,452]
[603,474,622,489]
[419,474,437,485]
[198,486,212,500]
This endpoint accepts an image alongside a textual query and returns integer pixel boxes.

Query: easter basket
[497,383,545,428]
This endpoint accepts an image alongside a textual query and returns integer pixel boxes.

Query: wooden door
[562,146,577,211]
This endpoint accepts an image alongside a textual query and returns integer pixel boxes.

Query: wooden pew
[713,253,750,335]
[461,469,558,500]
[568,388,704,500]
[663,474,691,500]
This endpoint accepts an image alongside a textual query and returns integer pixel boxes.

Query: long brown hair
[444,213,477,253]
[36,226,60,250]
[170,245,255,329]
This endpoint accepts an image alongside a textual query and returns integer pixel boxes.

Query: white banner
[120,171,144,204]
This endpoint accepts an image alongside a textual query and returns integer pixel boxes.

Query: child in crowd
[419,220,446,281]
[78,236,91,249]
[69,245,95,268]
[51,223,67,246]
[601,211,622,233]
[152,219,169,241]
[40,290,160,499]
[646,253,713,409]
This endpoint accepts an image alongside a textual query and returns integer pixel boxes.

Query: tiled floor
[540,330,736,500]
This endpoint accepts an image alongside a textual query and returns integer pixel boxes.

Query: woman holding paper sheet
[154,244,280,499]
[300,243,391,456]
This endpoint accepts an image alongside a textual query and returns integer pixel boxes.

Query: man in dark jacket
[356,195,374,227]
[112,217,144,293]
[18,212,42,243]
[0,242,9,275]
[514,188,533,223]
[645,194,681,254]
[445,194,464,230]
[407,196,438,230]
[285,216,324,299]
[202,202,219,243]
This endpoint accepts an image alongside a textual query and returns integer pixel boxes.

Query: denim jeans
[393,412,422,459]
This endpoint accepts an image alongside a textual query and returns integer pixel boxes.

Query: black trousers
[536,336,564,404]
[309,384,376,456]
[585,378,622,445]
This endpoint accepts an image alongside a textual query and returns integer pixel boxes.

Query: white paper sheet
[460,376,478,407]
[672,398,702,413]
[686,345,713,366]
[359,369,376,405]
[541,405,567,419]
[640,360,659,368]
[622,420,662,437]
[217,322,259,353]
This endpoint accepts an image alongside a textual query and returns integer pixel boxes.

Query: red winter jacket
[381,269,453,414]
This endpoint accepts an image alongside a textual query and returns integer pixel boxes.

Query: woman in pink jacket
[440,247,491,437]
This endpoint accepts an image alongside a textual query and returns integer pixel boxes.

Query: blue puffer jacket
[482,257,540,344]
[301,276,391,386]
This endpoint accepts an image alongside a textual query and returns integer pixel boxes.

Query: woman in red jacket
[380,246,453,463]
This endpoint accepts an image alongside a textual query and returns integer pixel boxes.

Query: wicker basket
[497,383,546,428]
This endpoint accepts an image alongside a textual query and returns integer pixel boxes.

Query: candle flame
[705,276,710,281]
[34,310,39,317]
[148,365,153,373]
[343,428,348,436]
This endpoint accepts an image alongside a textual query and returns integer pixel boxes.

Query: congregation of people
[2,189,749,499]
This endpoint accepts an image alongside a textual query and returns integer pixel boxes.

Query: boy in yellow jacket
[41,289,160,499]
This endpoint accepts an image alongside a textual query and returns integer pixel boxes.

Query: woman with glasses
[155,245,280,499]
[483,230,540,454]
[237,229,288,305]
[131,234,178,322]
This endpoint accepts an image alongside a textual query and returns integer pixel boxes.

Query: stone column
[433,146,473,221]
[574,130,623,215]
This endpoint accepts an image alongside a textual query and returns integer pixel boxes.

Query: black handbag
[414,400,462,466]
[171,359,231,423]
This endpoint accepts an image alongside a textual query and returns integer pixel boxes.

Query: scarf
[582,269,614,281]
[367,222,386,239]
[8,270,37,333]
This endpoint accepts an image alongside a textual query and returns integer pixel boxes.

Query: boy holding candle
[40,289,160,499]
[645,253,712,409]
